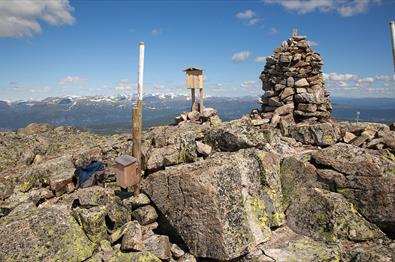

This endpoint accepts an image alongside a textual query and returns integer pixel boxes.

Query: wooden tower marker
[183,67,204,112]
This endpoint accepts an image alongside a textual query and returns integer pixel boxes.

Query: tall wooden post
[191,89,196,111]
[199,88,204,113]
[132,41,144,188]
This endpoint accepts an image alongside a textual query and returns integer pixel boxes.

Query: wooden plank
[199,88,204,112]
[191,89,196,111]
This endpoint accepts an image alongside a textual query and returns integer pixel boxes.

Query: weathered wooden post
[184,67,204,112]
[132,41,144,192]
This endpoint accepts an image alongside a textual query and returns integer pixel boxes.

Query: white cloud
[29,86,50,93]
[308,41,319,46]
[236,9,261,26]
[263,0,381,17]
[325,72,358,81]
[255,56,267,63]
[151,28,161,36]
[115,80,135,91]
[232,51,251,62]
[357,77,375,85]
[236,10,256,19]
[58,76,84,85]
[248,18,260,25]
[0,0,75,38]
[240,80,258,88]
[269,27,279,34]
[325,72,395,97]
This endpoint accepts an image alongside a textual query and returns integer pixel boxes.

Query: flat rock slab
[312,143,395,237]
[0,205,94,261]
[143,149,278,260]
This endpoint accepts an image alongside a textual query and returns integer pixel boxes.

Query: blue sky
[1,0,395,101]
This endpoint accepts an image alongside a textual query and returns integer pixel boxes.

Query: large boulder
[0,205,94,261]
[142,125,206,172]
[204,119,279,152]
[143,149,284,260]
[288,122,340,146]
[311,143,395,238]
[241,226,341,262]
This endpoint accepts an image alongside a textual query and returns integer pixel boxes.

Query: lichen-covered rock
[73,206,108,244]
[132,205,158,225]
[142,125,204,172]
[286,188,385,242]
[311,143,395,238]
[142,234,172,260]
[122,193,151,211]
[288,122,340,146]
[143,149,283,260]
[0,205,94,261]
[121,221,143,251]
[108,251,161,262]
[204,119,279,152]
[259,226,341,262]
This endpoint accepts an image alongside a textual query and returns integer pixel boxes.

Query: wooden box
[114,155,139,188]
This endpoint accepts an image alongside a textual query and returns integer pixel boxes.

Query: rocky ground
[0,117,395,261]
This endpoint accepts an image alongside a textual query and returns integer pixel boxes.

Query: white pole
[138,41,145,100]
[390,21,395,73]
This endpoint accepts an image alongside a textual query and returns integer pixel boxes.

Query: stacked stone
[258,34,332,125]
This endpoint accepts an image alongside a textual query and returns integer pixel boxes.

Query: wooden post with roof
[184,67,204,113]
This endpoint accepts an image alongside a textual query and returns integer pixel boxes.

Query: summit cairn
[258,30,332,126]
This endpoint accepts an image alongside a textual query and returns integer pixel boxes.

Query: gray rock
[123,193,151,210]
[143,235,172,260]
[171,243,185,258]
[294,92,324,104]
[280,88,295,100]
[286,76,294,87]
[288,123,340,146]
[200,108,217,120]
[143,149,283,260]
[0,205,94,261]
[132,205,158,225]
[297,103,317,112]
[294,78,309,87]
[121,220,144,251]
[196,141,212,157]
[311,143,395,235]
[17,123,53,136]
[274,103,294,116]
[73,206,107,244]
[343,131,357,143]
[187,111,200,121]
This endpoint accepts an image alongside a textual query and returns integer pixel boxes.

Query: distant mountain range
[0,94,394,134]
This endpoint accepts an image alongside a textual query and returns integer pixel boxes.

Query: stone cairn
[254,31,332,127]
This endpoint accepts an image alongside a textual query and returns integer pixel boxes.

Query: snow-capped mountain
[0,94,256,133]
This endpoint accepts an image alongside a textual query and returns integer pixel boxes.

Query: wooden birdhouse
[184,67,204,112]
[114,155,139,189]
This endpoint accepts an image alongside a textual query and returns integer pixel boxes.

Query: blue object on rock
[78,161,104,188]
